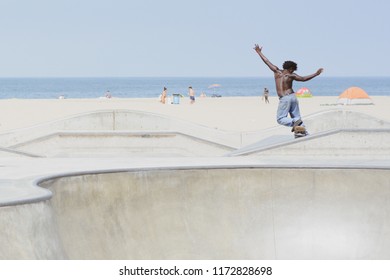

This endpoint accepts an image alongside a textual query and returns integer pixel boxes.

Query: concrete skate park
[1,109,390,259]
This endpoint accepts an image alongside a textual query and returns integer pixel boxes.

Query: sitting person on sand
[105,90,112,99]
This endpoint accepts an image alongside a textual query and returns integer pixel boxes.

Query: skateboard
[294,126,307,138]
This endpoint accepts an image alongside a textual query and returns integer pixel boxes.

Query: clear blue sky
[0,0,389,77]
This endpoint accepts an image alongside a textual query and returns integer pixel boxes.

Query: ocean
[0,77,389,99]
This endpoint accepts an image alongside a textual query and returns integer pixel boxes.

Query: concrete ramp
[0,110,241,149]
[240,110,390,147]
[226,134,293,156]
[229,109,390,159]
[7,131,233,157]
[303,109,390,134]
[0,147,42,158]
[229,129,390,159]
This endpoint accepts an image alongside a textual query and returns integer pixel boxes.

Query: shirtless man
[254,44,323,137]
[188,86,195,104]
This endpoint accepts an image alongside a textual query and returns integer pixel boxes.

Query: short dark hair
[283,61,297,71]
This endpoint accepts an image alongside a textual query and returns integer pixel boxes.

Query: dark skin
[254,44,323,97]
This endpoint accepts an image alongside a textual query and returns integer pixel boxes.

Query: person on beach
[253,44,323,137]
[105,90,112,99]
[263,87,269,104]
[160,87,167,104]
[188,86,195,104]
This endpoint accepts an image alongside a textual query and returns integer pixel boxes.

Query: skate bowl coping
[2,166,389,259]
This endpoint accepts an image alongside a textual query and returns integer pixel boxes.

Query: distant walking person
[188,86,195,104]
[160,87,167,104]
[253,44,323,137]
[263,87,269,103]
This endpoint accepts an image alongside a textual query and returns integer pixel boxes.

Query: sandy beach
[1,95,389,133]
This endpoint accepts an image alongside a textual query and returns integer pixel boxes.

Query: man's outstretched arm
[254,44,279,73]
[294,68,324,82]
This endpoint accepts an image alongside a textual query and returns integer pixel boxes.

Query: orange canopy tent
[338,87,373,105]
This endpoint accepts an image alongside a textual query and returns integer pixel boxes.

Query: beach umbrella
[208,84,221,95]
[296,87,313,98]
[208,84,221,89]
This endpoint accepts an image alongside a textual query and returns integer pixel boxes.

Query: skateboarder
[253,44,323,137]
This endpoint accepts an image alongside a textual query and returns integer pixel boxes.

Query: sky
[0,0,389,77]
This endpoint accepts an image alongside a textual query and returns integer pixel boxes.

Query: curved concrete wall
[5,167,383,260]
[0,202,65,259]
